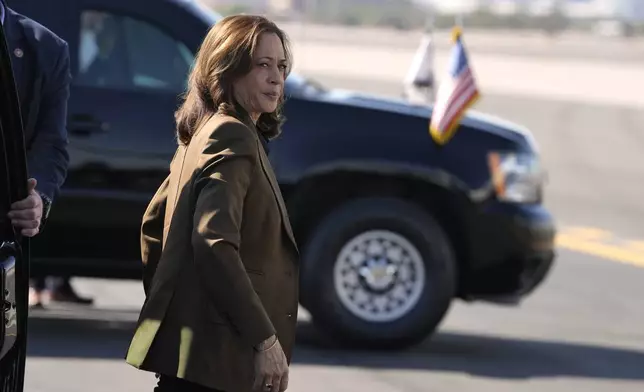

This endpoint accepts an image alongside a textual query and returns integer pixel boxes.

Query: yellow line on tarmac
[556,227,644,268]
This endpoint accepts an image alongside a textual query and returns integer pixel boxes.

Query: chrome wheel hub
[333,230,426,323]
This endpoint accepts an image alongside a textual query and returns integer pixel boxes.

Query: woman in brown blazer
[125,15,299,392]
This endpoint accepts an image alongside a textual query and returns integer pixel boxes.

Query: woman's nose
[269,68,282,84]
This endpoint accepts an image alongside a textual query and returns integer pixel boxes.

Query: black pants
[154,374,223,392]
[31,276,69,291]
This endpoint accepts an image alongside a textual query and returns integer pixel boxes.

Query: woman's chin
[261,104,278,114]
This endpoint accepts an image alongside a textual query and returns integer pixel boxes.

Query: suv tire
[301,197,456,349]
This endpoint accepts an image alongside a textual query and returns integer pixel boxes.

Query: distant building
[420,0,644,20]
[268,0,401,14]
[199,0,268,12]
[269,0,306,13]
[418,0,487,14]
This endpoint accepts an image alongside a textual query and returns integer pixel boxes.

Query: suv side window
[76,10,194,92]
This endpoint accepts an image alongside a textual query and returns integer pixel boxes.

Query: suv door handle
[68,114,109,136]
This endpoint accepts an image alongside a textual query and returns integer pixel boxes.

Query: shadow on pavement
[26,310,644,382]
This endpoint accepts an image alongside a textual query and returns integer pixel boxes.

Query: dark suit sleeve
[27,41,71,201]
[140,175,170,297]
[191,122,276,349]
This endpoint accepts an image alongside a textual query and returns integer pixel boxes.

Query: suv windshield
[188,0,327,97]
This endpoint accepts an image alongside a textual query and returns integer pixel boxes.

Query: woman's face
[232,32,287,122]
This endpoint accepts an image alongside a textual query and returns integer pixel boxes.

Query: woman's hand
[253,335,289,392]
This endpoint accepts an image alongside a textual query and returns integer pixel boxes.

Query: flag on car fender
[429,26,480,145]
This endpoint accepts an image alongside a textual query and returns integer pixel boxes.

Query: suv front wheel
[300,197,457,349]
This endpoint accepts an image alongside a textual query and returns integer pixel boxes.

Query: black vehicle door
[0,19,32,392]
[30,0,201,267]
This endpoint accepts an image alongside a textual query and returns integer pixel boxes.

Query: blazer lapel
[226,112,298,253]
[255,138,298,253]
[4,9,38,141]
[4,12,26,98]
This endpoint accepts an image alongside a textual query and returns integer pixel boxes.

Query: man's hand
[8,178,43,237]
[253,335,289,392]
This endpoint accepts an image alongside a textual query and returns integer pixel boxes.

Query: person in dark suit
[1,1,93,305]
[125,15,299,392]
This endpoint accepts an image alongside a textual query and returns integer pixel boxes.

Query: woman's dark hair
[174,14,292,145]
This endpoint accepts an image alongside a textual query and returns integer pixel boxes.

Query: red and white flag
[429,26,480,145]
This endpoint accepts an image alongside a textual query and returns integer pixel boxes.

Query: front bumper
[461,202,556,303]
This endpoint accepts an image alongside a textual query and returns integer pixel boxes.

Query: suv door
[0,20,31,392]
[29,0,201,274]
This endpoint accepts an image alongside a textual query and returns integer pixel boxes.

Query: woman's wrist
[254,334,277,352]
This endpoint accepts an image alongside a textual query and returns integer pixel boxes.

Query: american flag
[429,26,479,145]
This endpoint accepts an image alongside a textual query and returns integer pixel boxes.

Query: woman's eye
[278,64,287,70]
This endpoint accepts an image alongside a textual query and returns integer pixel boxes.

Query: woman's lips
[264,92,279,100]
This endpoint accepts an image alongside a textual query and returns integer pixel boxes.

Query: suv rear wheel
[301,197,457,349]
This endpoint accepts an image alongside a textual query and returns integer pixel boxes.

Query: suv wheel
[301,197,456,349]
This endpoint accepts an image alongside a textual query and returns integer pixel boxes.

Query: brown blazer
[125,113,299,392]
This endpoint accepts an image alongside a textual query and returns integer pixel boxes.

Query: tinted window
[76,10,194,92]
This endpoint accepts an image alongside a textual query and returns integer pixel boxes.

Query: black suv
[10,0,556,349]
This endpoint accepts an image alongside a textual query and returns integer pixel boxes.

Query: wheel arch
[286,160,480,293]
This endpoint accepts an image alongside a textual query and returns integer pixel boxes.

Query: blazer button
[287,313,293,318]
